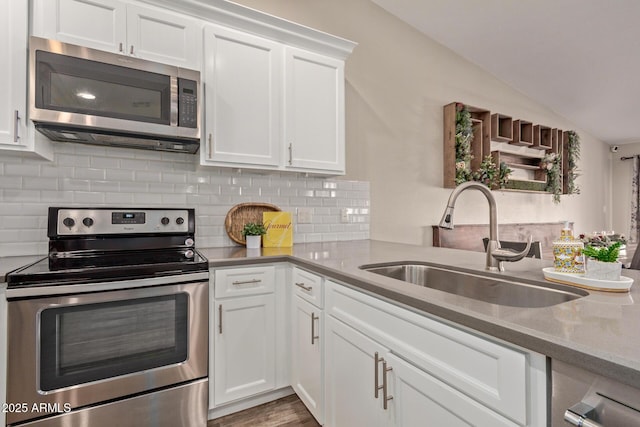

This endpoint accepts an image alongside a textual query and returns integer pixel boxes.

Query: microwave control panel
[178,78,198,129]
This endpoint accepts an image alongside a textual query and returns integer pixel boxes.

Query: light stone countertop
[3,240,639,388]
[200,239,640,389]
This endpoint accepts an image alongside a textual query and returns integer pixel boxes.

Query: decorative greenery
[541,152,562,203]
[582,242,622,263]
[472,155,512,189]
[566,131,581,195]
[454,103,473,185]
[579,233,626,247]
[241,222,267,237]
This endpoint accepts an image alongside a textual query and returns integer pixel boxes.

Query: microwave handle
[564,403,603,427]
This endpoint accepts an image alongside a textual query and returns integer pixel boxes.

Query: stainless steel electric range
[5,207,209,427]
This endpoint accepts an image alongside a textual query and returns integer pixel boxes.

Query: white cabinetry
[32,0,202,69]
[324,280,547,427]
[210,265,277,408]
[202,24,281,167]
[284,48,345,173]
[0,0,52,158]
[201,24,354,174]
[290,268,324,424]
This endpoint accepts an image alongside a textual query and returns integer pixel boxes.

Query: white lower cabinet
[291,295,323,424]
[210,266,278,408]
[324,280,547,427]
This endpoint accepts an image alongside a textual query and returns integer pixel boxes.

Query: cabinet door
[32,0,127,53]
[324,316,389,427]
[126,4,202,69]
[213,294,276,406]
[385,353,518,427]
[284,47,345,174]
[203,24,281,167]
[0,0,29,148]
[291,296,323,424]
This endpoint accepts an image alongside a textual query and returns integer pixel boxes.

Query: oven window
[35,50,171,124]
[39,294,188,391]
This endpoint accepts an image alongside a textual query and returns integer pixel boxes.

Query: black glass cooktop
[6,248,208,288]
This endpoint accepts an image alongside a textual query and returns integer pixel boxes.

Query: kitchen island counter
[200,239,640,389]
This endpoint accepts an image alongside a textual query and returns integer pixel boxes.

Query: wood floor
[208,395,320,427]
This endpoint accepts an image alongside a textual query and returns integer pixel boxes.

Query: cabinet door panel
[33,0,126,53]
[0,0,28,147]
[324,316,387,427]
[126,4,202,68]
[203,25,281,166]
[386,353,518,427]
[213,294,276,405]
[285,47,344,173]
[291,296,323,424]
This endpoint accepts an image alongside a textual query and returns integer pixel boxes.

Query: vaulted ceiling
[372,0,640,145]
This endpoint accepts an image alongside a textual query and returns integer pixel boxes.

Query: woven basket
[225,202,281,245]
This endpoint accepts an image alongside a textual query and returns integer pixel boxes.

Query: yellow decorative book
[262,212,293,247]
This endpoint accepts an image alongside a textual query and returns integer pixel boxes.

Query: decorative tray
[542,267,633,292]
[225,202,281,245]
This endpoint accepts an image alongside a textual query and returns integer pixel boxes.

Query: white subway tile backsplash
[0,144,370,256]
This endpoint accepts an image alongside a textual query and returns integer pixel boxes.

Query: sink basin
[359,263,587,308]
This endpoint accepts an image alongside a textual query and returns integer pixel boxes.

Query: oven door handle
[564,403,603,427]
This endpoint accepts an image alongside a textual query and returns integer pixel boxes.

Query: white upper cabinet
[202,25,281,167]
[285,48,345,173]
[0,0,52,159]
[32,0,202,69]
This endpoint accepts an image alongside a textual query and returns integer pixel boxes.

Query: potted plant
[242,222,267,249]
[582,242,623,281]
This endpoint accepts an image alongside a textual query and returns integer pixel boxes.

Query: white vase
[245,235,262,249]
[585,258,622,281]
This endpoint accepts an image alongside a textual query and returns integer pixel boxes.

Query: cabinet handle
[218,304,223,334]
[382,360,393,410]
[232,278,261,285]
[208,133,213,158]
[130,45,135,55]
[288,143,293,165]
[13,110,20,143]
[311,312,319,345]
[295,282,312,292]
[119,42,124,53]
[374,352,383,398]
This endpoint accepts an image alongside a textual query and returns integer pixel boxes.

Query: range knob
[161,217,170,225]
[62,217,75,228]
[83,217,94,227]
[176,217,185,225]
[185,249,194,259]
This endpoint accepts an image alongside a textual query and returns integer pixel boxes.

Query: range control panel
[52,208,192,235]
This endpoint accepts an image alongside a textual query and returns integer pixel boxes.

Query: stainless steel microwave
[29,36,201,154]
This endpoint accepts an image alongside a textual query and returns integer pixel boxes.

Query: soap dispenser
[552,221,584,273]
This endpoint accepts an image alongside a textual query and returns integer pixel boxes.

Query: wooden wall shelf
[443,102,577,196]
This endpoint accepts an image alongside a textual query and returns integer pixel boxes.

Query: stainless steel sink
[359,263,587,308]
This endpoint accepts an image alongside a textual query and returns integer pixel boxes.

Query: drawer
[214,266,275,298]
[326,281,528,425]
[292,267,323,308]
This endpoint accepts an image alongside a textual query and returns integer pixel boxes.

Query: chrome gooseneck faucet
[439,181,532,271]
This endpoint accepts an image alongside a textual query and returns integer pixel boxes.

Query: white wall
[234,0,611,245]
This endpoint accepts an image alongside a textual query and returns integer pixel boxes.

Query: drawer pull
[311,312,319,345]
[232,278,262,286]
[382,360,393,410]
[295,282,313,292]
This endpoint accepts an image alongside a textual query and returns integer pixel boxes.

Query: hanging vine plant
[541,152,562,203]
[566,130,581,195]
[454,103,473,185]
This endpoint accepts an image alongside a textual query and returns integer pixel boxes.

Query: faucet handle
[491,236,533,262]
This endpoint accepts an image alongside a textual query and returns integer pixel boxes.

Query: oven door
[6,280,208,425]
